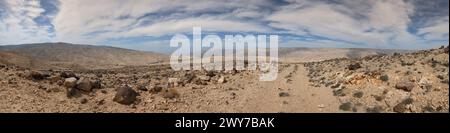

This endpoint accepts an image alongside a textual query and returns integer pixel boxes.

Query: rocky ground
[305,46,449,113]
[0,46,448,113]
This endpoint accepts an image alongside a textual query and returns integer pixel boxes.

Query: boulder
[76,78,92,92]
[113,85,138,105]
[91,79,102,89]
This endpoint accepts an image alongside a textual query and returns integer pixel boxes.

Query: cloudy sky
[0,0,448,52]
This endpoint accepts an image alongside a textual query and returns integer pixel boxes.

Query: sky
[0,0,448,53]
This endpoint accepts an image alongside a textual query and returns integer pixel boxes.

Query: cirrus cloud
[0,0,448,51]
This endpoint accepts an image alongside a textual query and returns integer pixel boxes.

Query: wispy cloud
[0,0,448,50]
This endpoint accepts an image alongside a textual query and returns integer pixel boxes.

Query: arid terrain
[0,43,448,113]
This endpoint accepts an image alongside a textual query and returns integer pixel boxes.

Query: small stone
[48,75,61,83]
[217,76,226,83]
[339,102,353,111]
[393,98,413,113]
[80,98,88,104]
[162,88,179,99]
[330,83,341,89]
[206,71,216,77]
[347,63,361,70]
[436,75,444,80]
[66,88,82,98]
[91,79,102,89]
[366,106,384,113]
[395,81,415,92]
[137,85,148,91]
[149,85,164,93]
[379,75,389,82]
[60,71,76,78]
[198,76,211,81]
[318,104,325,108]
[374,95,384,101]
[63,77,77,88]
[353,91,364,98]
[279,92,289,97]
[168,78,179,87]
[28,71,46,80]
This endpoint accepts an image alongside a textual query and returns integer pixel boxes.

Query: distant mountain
[0,42,168,70]
[278,47,413,63]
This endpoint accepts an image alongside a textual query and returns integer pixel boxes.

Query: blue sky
[0,0,448,53]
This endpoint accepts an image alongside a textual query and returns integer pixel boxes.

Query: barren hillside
[0,43,168,70]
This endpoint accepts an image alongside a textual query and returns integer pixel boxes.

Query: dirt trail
[238,64,340,112]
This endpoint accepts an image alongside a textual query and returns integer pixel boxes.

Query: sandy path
[238,64,340,112]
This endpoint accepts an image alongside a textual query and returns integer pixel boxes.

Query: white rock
[168,78,179,87]
[217,76,226,83]
[63,77,77,88]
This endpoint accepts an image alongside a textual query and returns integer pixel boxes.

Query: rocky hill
[0,43,168,70]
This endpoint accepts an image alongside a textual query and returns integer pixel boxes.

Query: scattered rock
[395,81,415,92]
[206,71,216,77]
[330,83,341,89]
[28,71,46,80]
[347,63,361,70]
[393,98,414,113]
[63,77,77,88]
[162,88,180,99]
[91,79,102,89]
[113,85,138,105]
[198,75,211,81]
[444,46,449,54]
[66,88,82,98]
[168,78,179,87]
[48,75,61,83]
[318,104,325,108]
[137,84,148,91]
[366,106,384,113]
[60,71,76,78]
[149,84,164,93]
[76,78,92,92]
[217,76,226,83]
[374,95,384,101]
[353,91,364,98]
[379,75,389,82]
[180,73,195,84]
[339,102,353,111]
[80,98,88,104]
[436,75,444,80]
[279,92,289,97]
